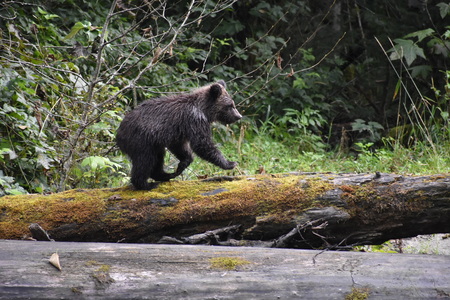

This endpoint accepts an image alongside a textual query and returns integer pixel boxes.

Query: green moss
[155,180,216,198]
[71,287,83,295]
[85,261,112,272]
[209,257,251,270]
[341,183,430,220]
[0,174,340,240]
[0,189,111,239]
[345,287,370,300]
[85,260,100,266]
[96,264,111,272]
[151,174,327,228]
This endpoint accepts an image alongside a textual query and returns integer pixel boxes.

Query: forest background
[0,0,449,195]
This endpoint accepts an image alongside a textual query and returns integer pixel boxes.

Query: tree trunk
[1,172,449,248]
[1,240,449,299]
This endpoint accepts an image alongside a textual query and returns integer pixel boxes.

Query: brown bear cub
[116,80,242,190]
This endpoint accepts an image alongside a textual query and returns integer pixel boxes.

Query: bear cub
[116,80,242,190]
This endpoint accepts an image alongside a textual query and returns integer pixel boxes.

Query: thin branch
[130,0,196,86]
[290,32,346,75]
[85,0,119,113]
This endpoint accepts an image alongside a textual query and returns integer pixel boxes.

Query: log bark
[1,240,449,299]
[1,173,450,248]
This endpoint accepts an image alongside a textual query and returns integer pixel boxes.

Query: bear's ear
[217,80,226,88]
[209,83,222,101]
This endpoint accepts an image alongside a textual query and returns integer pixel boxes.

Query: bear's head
[207,80,242,125]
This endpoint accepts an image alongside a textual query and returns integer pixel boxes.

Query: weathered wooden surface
[1,173,450,248]
[0,240,449,299]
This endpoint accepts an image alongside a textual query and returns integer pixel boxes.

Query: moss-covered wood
[1,173,450,248]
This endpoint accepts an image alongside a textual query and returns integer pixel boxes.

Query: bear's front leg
[190,137,237,170]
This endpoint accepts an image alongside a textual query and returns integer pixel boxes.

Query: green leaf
[444,28,450,39]
[7,23,21,38]
[0,148,18,160]
[37,7,59,19]
[44,14,60,20]
[7,188,27,195]
[437,3,450,19]
[81,156,108,170]
[37,153,52,169]
[390,39,426,65]
[293,77,306,89]
[404,28,434,42]
[409,65,432,79]
[393,79,401,100]
[368,121,384,130]
[64,21,90,40]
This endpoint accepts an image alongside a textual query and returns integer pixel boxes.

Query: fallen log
[1,172,450,248]
[0,240,449,299]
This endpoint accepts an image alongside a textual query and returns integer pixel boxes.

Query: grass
[107,114,450,189]
[167,128,450,181]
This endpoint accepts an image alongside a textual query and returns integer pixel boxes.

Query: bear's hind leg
[168,142,194,177]
[130,155,157,190]
[150,148,177,182]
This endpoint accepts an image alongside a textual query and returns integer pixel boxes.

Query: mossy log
[1,240,450,299]
[1,172,450,248]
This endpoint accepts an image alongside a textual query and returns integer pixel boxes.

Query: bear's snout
[233,109,243,122]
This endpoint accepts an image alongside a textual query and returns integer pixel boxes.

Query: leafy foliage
[1,0,449,194]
